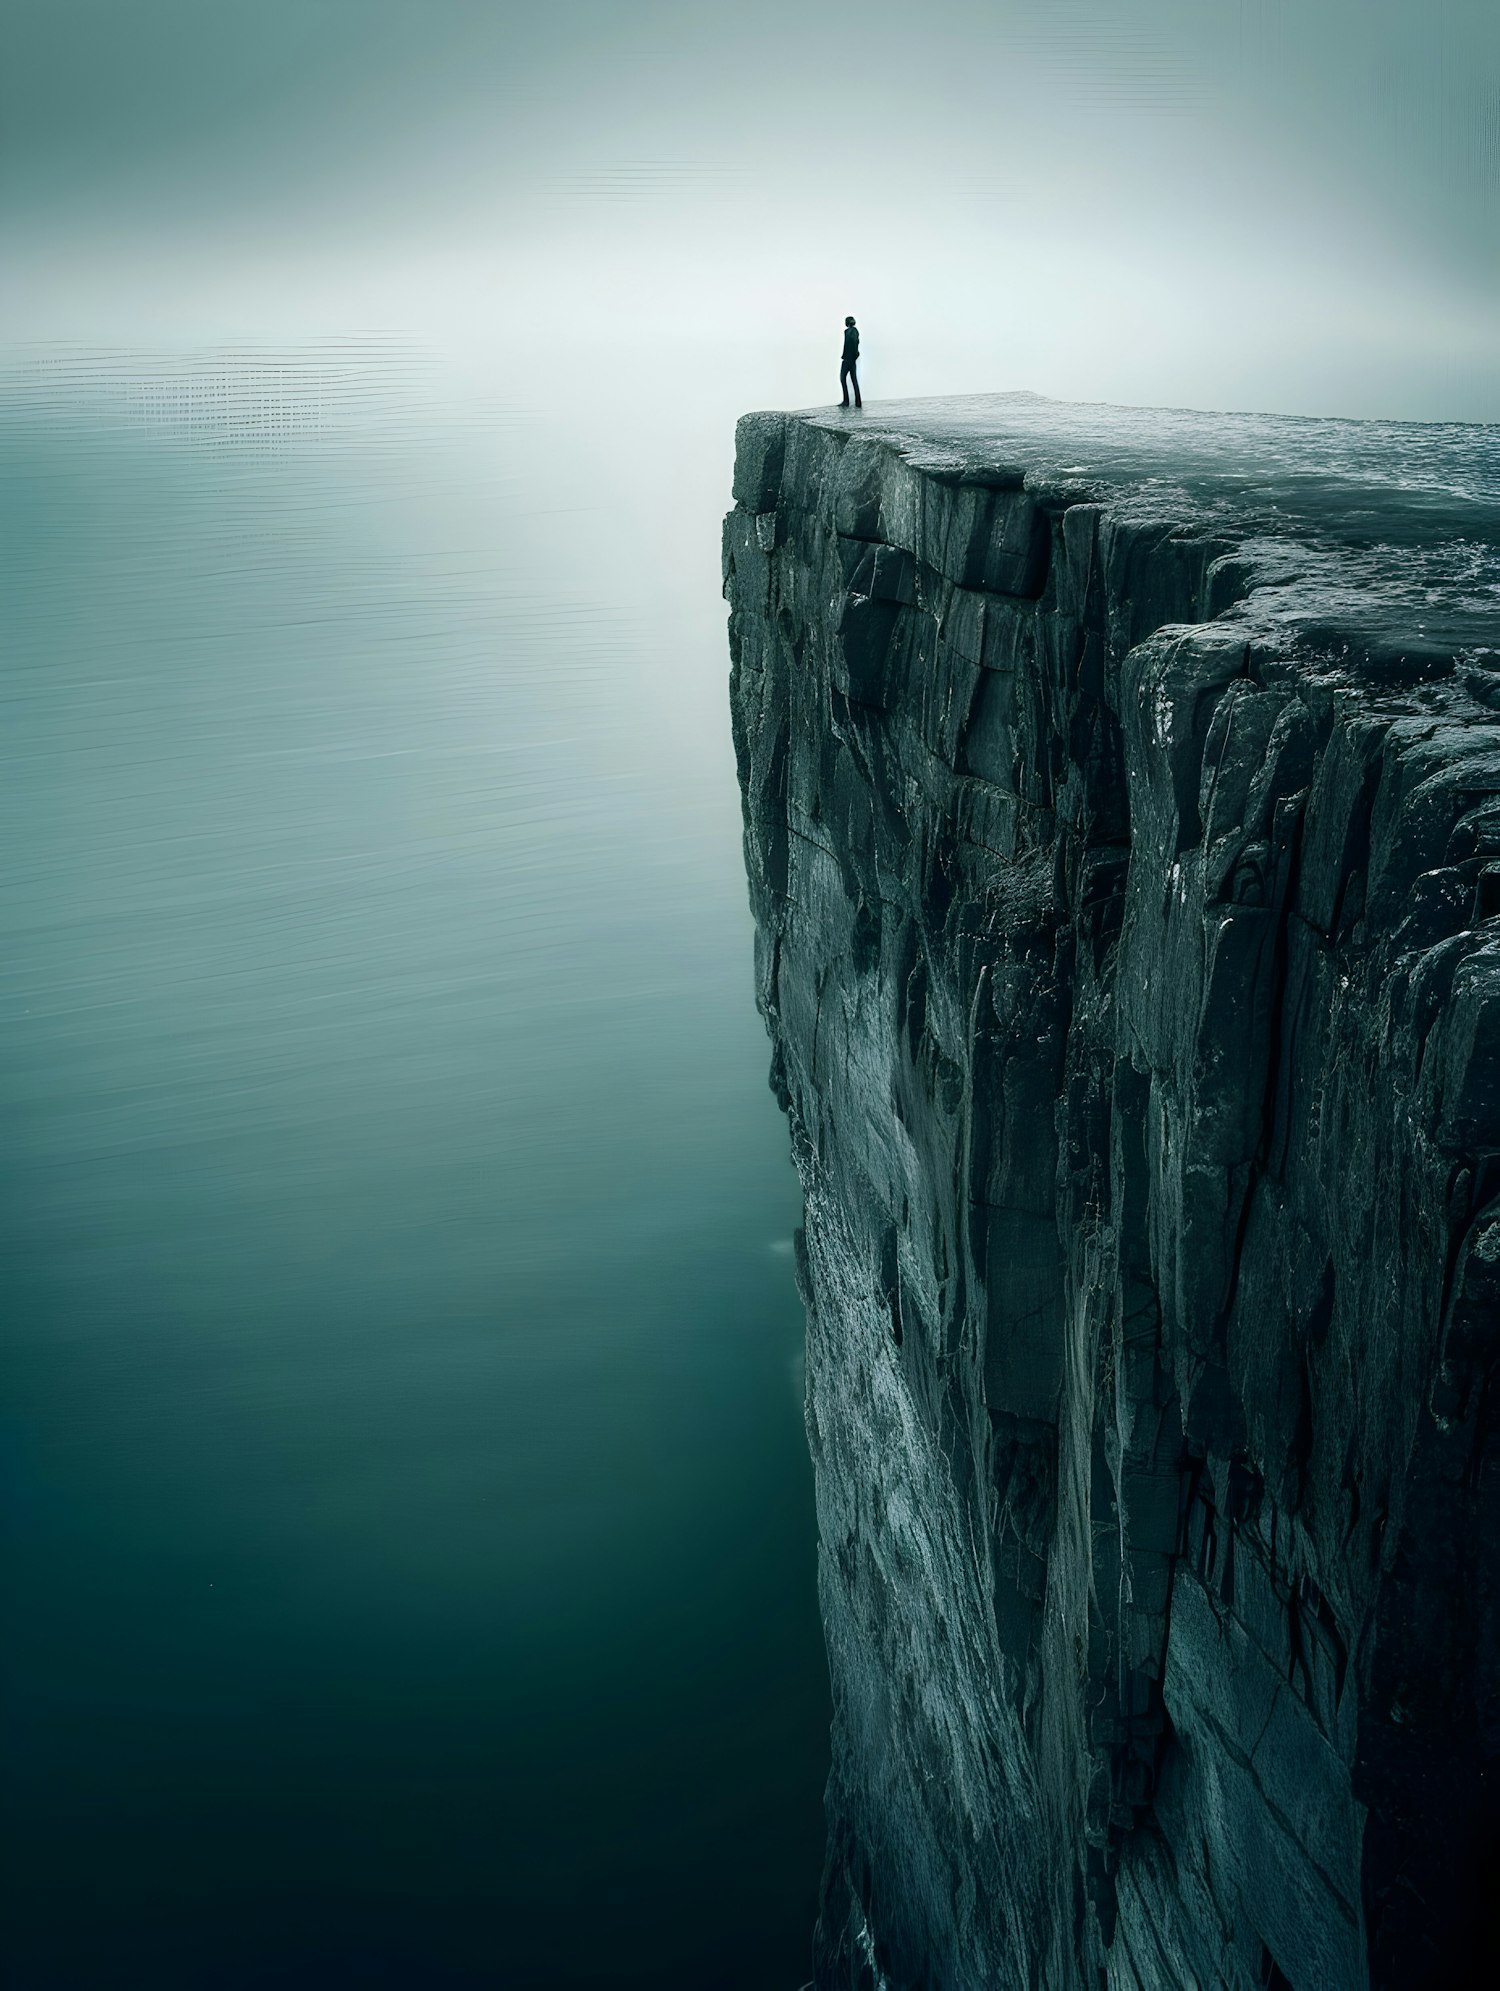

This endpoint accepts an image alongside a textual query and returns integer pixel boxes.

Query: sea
[0,337,829,1990]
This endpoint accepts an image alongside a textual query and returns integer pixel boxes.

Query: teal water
[0,345,828,1988]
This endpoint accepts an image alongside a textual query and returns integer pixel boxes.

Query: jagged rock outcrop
[724,396,1500,1989]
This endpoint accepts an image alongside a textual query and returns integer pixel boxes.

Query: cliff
[723,396,1500,1989]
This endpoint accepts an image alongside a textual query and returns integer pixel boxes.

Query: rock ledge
[725,396,1500,1988]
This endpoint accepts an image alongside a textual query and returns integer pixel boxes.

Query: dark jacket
[842,323,860,363]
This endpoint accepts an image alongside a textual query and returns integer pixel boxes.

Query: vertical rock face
[724,399,1500,1990]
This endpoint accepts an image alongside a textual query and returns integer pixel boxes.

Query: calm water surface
[0,344,828,1988]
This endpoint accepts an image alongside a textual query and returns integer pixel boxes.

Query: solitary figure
[840,316,862,408]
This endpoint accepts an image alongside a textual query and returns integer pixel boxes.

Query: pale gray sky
[4,0,1496,416]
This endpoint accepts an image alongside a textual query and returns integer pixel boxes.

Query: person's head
[845,316,855,326]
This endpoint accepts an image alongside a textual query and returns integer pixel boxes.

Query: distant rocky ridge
[724,396,1500,1988]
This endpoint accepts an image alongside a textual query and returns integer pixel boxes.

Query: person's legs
[850,361,861,408]
[839,359,851,406]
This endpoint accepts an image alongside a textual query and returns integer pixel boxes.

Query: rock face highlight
[724,397,1500,1989]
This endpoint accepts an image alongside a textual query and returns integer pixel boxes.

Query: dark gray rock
[724,395,1500,1989]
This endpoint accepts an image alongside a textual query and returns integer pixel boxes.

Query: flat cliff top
[727,388,1500,1986]
[759,391,1500,679]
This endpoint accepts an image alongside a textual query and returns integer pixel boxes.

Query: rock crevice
[725,397,1500,1988]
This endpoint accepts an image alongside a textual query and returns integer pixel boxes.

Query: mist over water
[1,344,828,1988]
[8,2,1497,419]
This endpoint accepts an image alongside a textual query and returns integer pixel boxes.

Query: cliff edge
[724,395,1500,1989]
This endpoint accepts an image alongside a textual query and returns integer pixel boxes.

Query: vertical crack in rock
[725,399,1500,1989]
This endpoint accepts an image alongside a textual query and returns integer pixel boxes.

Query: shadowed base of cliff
[724,395,1500,1989]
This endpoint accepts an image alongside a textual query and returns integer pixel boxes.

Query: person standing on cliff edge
[840,316,862,409]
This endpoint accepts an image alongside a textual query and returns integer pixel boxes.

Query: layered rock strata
[724,397,1500,1989]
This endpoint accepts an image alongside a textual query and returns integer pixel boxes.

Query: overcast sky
[3,0,1496,416]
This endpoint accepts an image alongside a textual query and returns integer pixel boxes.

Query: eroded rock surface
[724,396,1500,1989]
